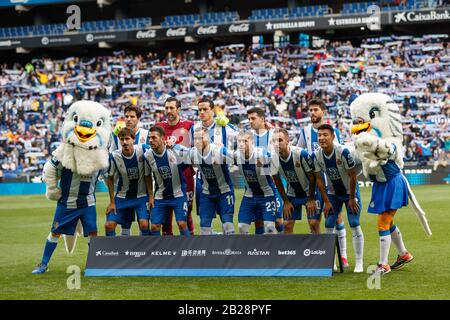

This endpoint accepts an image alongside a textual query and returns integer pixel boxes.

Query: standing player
[234,131,278,234]
[109,104,149,236]
[246,107,284,234]
[105,128,150,237]
[312,124,364,272]
[156,97,195,236]
[143,126,190,236]
[189,127,235,235]
[189,97,237,221]
[297,98,349,267]
[32,157,103,274]
[270,128,317,234]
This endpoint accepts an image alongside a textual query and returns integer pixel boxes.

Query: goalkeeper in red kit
[156,97,195,235]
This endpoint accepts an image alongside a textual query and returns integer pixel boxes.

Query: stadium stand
[248,5,330,21]
[1,34,449,181]
[0,17,152,39]
[161,11,239,27]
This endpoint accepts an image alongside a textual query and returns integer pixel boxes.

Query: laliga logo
[229,23,250,33]
[166,28,187,37]
[197,25,218,35]
[136,30,156,39]
[304,249,326,256]
[86,33,94,42]
[41,37,49,45]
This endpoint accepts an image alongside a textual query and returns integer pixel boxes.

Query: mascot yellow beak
[74,125,97,142]
[351,122,371,135]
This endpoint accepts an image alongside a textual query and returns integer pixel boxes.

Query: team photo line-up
[32,96,414,276]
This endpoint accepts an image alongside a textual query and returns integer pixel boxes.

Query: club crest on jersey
[295,161,301,168]
[337,159,342,166]
[53,221,59,229]
[256,159,262,167]
[140,137,145,143]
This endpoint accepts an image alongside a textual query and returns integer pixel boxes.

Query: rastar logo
[229,23,250,33]
[247,249,270,256]
[136,30,156,39]
[197,25,218,35]
[166,28,187,37]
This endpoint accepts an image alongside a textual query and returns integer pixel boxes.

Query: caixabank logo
[394,10,450,23]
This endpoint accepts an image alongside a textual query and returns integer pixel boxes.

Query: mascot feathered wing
[42,101,111,253]
[350,93,431,236]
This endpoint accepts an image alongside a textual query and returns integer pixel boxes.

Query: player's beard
[311,115,322,124]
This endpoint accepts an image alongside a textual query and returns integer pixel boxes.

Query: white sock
[121,228,131,236]
[351,226,364,263]
[264,221,277,234]
[200,227,213,235]
[337,227,347,258]
[379,234,391,265]
[325,227,335,234]
[390,226,408,256]
[222,222,235,235]
[238,223,250,235]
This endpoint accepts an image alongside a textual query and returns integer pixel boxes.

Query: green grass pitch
[0,185,449,300]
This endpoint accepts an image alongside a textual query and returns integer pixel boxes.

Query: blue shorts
[368,174,409,214]
[199,191,234,227]
[51,204,97,236]
[326,193,361,228]
[107,197,149,228]
[285,196,308,221]
[238,195,277,224]
[151,196,188,225]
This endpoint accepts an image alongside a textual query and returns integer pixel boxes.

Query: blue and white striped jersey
[252,129,274,152]
[49,157,102,209]
[109,127,149,152]
[297,124,343,154]
[189,121,237,150]
[313,144,358,197]
[108,145,147,199]
[277,146,314,198]
[143,146,189,200]
[189,145,234,195]
[234,147,277,197]
[369,144,401,183]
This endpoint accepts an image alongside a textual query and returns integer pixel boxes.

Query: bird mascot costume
[350,92,431,276]
[32,100,111,274]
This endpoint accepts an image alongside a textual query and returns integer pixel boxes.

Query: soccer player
[189,127,235,235]
[234,131,278,234]
[32,158,103,274]
[270,128,317,234]
[109,104,149,236]
[247,107,284,233]
[104,127,150,237]
[312,124,364,273]
[156,97,195,236]
[189,97,237,221]
[297,98,349,266]
[143,126,190,236]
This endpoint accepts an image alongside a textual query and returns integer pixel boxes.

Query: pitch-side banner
[85,234,337,277]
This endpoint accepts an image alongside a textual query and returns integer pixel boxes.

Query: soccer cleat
[390,252,414,270]
[341,256,350,268]
[354,260,364,273]
[372,264,391,276]
[32,263,49,275]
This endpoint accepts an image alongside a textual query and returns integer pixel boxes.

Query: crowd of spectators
[0,34,448,181]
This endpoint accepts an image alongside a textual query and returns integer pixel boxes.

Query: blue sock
[276,223,285,233]
[140,229,150,236]
[106,230,116,236]
[41,240,58,266]
[151,230,161,236]
[181,228,190,236]
[336,222,345,231]
[255,227,265,235]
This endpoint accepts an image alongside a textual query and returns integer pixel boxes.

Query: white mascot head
[53,100,111,175]
[350,92,404,177]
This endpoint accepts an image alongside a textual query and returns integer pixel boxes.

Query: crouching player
[32,159,104,274]
[105,127,150,236]
[270,128,317,234]
[234,131,278,234]
[143,126,190,236]
[189,128,235,235]
[313,124,364,273]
